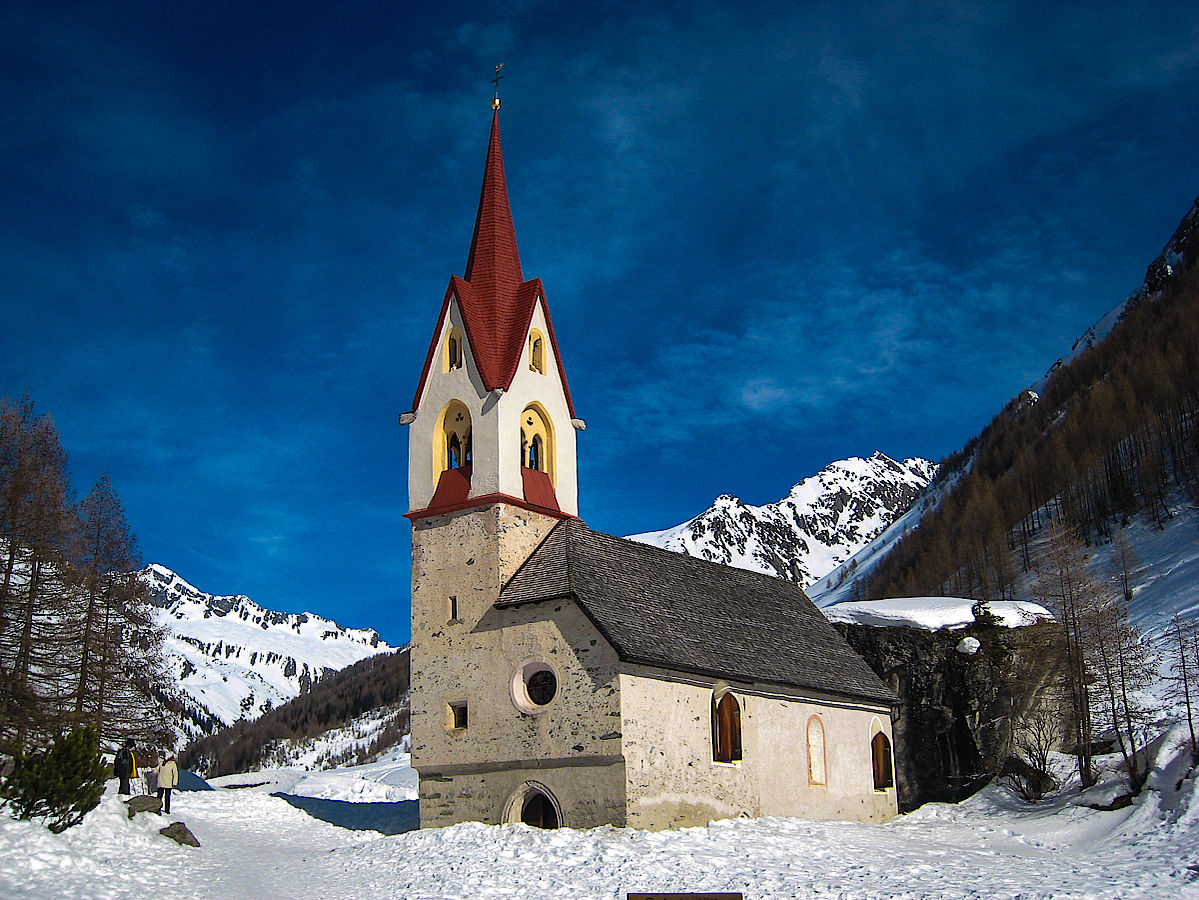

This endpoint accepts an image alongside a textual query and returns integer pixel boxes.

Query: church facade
[402,103,899,830]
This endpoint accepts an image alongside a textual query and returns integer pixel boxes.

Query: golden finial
[491,63,504,109]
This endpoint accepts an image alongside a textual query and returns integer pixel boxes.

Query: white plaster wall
[407,297,488,510]
[494,299,578,515]
[620,670,897,829]
[407,294,578,515]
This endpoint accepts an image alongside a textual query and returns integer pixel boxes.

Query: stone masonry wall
[410,504,625,828]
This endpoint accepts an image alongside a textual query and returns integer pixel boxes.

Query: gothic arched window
[711,691,742,763]
[871,731,894,790]
[807,716,827,785]
[528,434,542,471]
[520,404,554,483]
[444,326,463,372]
[436,400,472,478]
[528,330,545,374]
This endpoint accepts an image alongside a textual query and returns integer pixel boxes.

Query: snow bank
[210,748,418,802]
[822,596,1052,631]
[4,743,1198,900]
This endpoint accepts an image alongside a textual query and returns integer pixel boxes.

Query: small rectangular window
[448,702,468,730]
[448,595,459,621]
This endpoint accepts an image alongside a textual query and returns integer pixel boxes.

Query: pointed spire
[463,109,524,300]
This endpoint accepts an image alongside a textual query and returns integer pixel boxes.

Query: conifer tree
[1,724,107,832]
[69,476,169,744]
[0,397,73,752]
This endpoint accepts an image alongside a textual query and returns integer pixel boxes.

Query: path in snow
[2,738,1198,900]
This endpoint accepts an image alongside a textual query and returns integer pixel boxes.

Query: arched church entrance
[521,791,558,828]
[504,781,562,829]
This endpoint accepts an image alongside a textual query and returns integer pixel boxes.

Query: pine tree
[0,397,73,752]
[0,397,172,753]
[1,724,108,832]
[69,477,168,744]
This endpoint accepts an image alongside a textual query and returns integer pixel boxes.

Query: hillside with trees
[865,197,1199,603]
[0,396,172,755]
[182,646,410,777]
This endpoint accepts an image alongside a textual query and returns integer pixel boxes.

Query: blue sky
[3,1,1197,645]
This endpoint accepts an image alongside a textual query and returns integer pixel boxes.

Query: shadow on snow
[271,793,420,835]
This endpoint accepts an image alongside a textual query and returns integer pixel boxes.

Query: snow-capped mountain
[628,452,936,588]
[140,564,395,742]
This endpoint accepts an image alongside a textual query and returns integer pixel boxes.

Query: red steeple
[411,107,576,417]
[463,111,524,299]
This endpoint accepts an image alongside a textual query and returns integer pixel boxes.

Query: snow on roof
[822,596,1052,631]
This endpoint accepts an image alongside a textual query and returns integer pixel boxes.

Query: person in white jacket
[155,752,179,814]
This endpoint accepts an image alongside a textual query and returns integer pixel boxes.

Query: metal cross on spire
[491,63,504,110]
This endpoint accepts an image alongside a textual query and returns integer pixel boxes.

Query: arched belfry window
[871,731,894,790]
[444,326,463,372]
[711,690,742,763]
[436,400,472,478]
[520,404,554,484]
[807,716,827,785]
[528,329,545,374]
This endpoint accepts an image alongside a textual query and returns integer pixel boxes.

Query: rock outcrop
[836,620,1064,811]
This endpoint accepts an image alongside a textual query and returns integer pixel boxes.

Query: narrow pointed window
[528,330,545,374]
[871,732,894,790]
[529,435,542,471]
[519,405,555,484]
[807,716,827,785]
[435,400,472,478]
[711,691,742,762]
[444,326,463,372]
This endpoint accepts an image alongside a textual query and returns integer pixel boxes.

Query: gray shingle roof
[498,518,895,704]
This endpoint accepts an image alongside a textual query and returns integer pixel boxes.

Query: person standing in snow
[155,751,179,814]
[114,739,138,795]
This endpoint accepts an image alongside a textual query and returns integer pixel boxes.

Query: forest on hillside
[182,647,410,777]
[867,235,1199,602]
[0,397,172,755]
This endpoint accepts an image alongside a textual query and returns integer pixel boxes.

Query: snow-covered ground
[2,731,1198,899]
[211,746,418,802]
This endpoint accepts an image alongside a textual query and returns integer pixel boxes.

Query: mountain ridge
[628,451,935,588]
[140,563,395,743]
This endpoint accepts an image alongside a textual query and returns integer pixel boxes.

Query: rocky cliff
[836,618,1065,811]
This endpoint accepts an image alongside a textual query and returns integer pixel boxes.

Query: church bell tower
[401,96,585,826]
[403,105,581,520]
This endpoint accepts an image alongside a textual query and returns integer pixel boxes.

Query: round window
[511,659,560,715]
[527,669,557,705]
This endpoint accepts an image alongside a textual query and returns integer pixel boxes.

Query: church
[401,95,899,831]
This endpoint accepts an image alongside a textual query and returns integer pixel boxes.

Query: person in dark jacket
[114,740,138,795]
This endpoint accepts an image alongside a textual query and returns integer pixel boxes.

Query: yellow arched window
[528,329,545,374]
[444,326,463,372]
[711,691,742,763]
[871,731,894,790]
[807,715,827,785]
[520,404,554,484]
[435,400,472,477]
